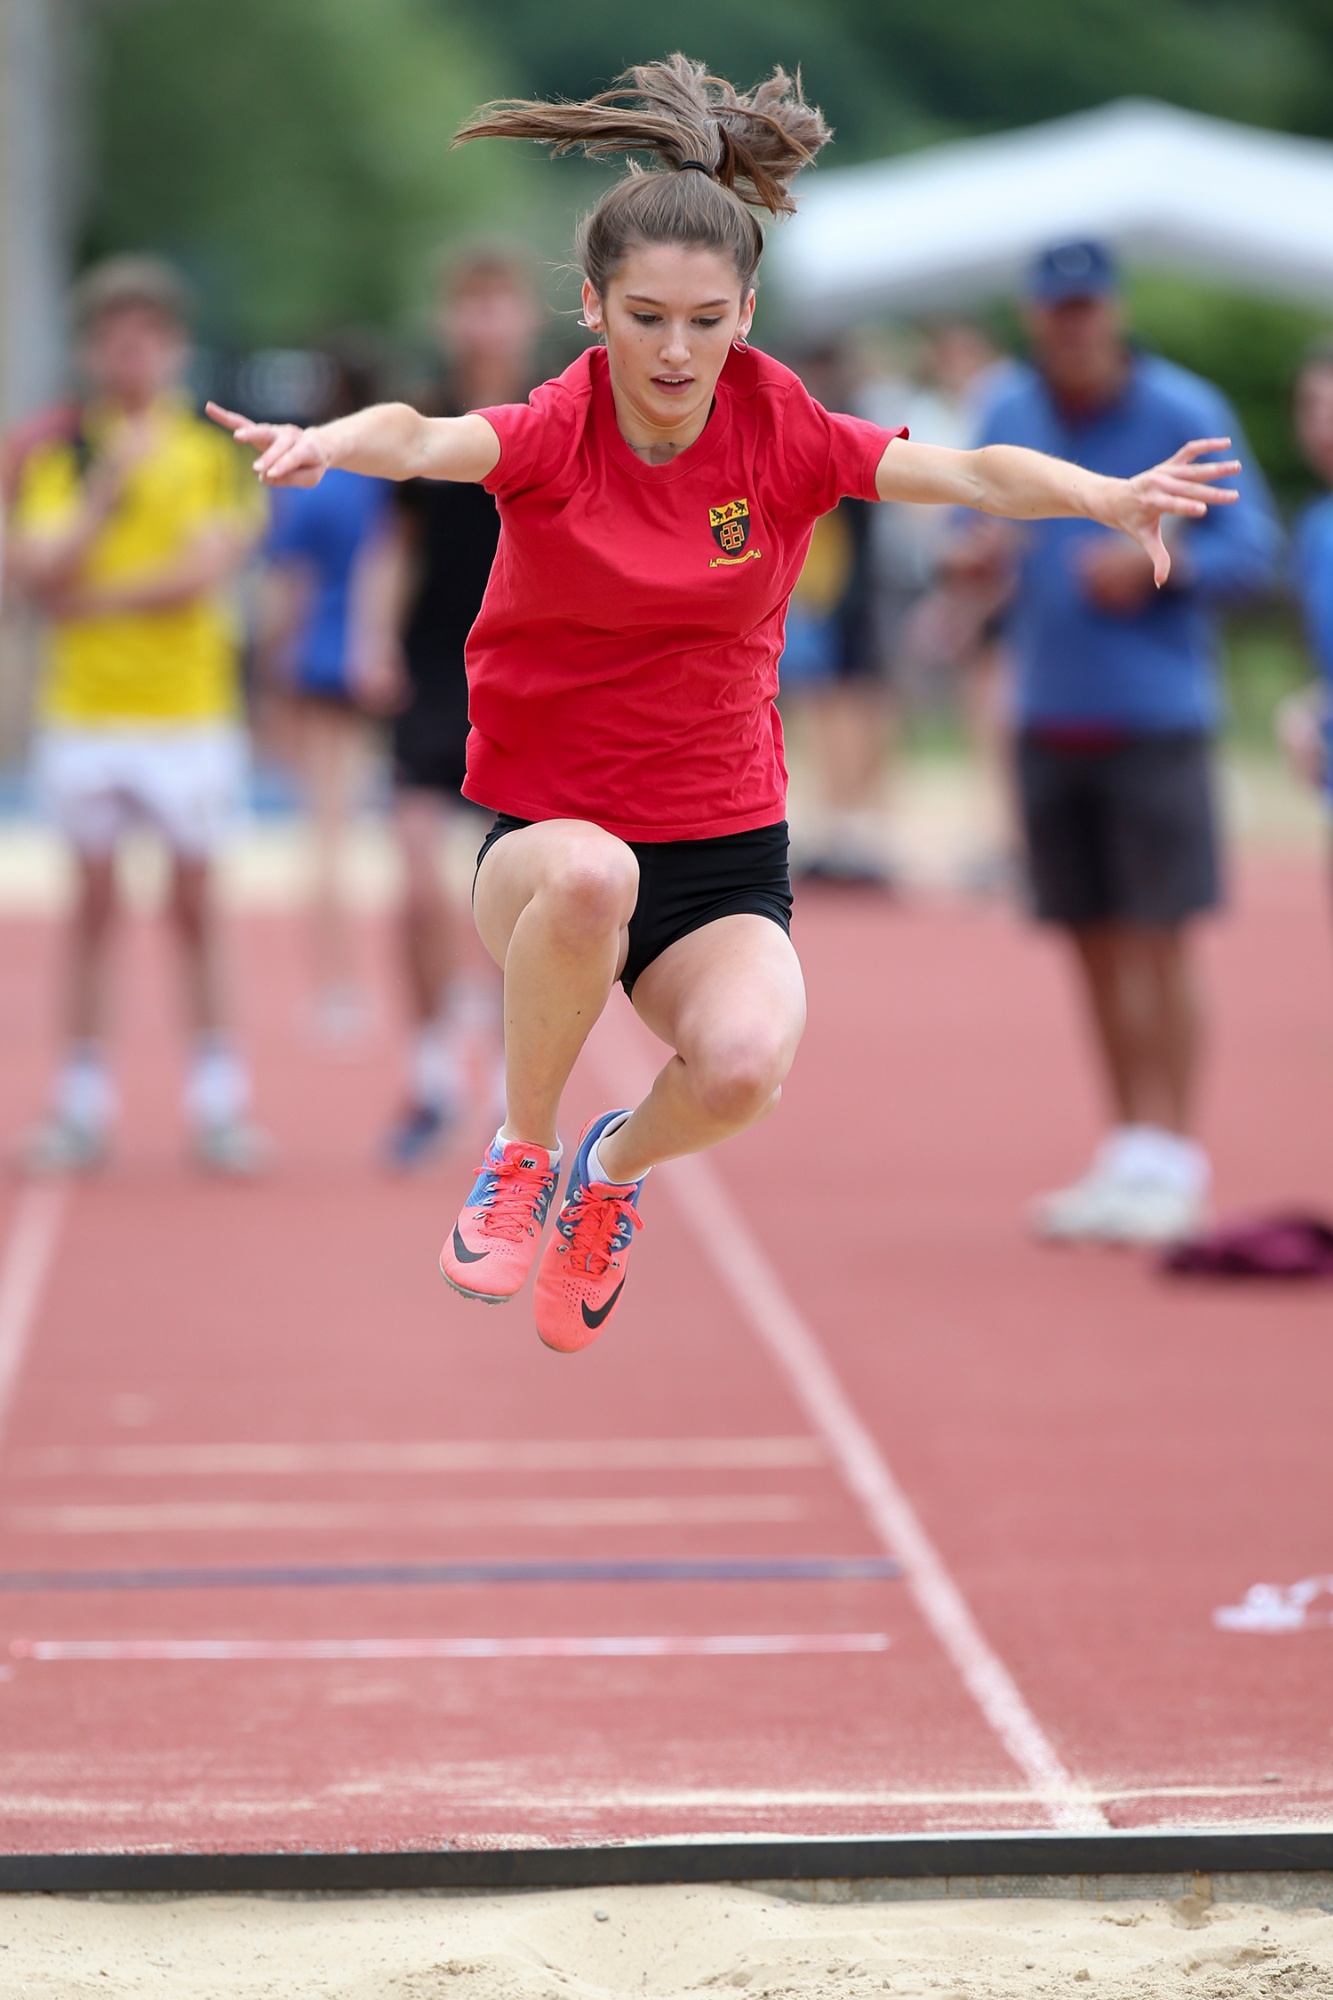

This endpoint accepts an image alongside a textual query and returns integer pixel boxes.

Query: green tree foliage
[441,0,1315,160]
[1127,278,1328,502]
[85,0,521,345]
[433,0,928,160]
[1273,0,1333,134]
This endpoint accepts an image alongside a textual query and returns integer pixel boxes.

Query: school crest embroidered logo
[708,497,762,568]
[710,497,750,554]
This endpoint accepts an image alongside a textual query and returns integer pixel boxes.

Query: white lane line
[358,1792,1312,1824]
[11,1631,889,1663]
[18,1434,826,1478]
[592,1011,1105,1833]
[0,1186,66,1458]
[0,1785,1320,1827]
[8,1493,806,1535]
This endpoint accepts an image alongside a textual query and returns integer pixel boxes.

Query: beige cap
[70,254,193,332]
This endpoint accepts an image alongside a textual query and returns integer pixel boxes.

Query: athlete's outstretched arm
[874,436,1240,587]
[205,402,501,490]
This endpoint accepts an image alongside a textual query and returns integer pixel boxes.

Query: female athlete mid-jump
[210,56,1241,1354]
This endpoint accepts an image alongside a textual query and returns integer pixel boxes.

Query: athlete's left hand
[1107,438,1239,587]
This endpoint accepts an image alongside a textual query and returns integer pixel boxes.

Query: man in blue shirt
[969,242,1281,1244]
[1291,340,1333,801]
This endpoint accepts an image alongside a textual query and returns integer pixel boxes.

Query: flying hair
[453,55,832,297]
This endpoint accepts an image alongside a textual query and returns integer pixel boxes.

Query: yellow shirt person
[4,256,267,1178]
[14,396,260,727]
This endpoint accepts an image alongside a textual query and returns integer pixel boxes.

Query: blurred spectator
[779,346,891,887]
[1286,340,1333,802]
[966,241,1281,1245]
[868,323,1022,892]
[3,256,267,1173]
[375,244,543,1166]
[254,335,397,1046]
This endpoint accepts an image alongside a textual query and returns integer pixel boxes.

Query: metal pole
[0,0,79,761]
[0,0,75,432]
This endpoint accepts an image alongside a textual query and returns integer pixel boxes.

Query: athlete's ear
[737,288,756,341]
[580,279,604,335]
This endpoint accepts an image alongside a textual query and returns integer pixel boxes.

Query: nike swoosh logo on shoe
[581,1278,626,1331]
[451,1225,488,1265]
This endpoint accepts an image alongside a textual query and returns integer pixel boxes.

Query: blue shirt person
[977,354,1280,735]
[965,241,1281,1248]
[1293,496,1333,795]
[263,469,392,701]
[255,339,397,1042]
[1291,343,1333,800]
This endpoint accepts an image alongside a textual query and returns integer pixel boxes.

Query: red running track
[0,857,1331,1853]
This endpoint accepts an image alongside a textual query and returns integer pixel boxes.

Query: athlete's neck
[605,369,715,466]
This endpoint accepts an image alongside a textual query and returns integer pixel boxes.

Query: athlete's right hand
[205,403,329,488]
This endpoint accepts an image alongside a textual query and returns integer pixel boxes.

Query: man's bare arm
[54,523,250,619]
[8,419,159,599]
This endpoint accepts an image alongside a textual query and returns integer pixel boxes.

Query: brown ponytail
[453,54,831,296]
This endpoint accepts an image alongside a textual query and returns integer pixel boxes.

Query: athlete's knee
[540,836,638,940]
[691,1026,793,1128]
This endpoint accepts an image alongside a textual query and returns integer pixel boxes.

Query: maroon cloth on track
[1163,1211,1333,1279]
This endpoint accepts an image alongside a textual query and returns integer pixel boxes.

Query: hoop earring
[732,334,750,353]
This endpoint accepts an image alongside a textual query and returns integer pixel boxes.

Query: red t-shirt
[465,344,903,842]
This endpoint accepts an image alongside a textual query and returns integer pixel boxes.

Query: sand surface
[0,1881,1330,1998]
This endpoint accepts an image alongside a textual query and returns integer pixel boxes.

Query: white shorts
[35,726,248,860]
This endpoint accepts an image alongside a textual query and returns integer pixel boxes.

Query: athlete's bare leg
[600,913,806,1183]
[394,787,464,1025]
[166,855,229,1037]
[471,818,638,1152]
[290,695,367,1004]
[65,852,119,1042]
[1070,921,1202,1135]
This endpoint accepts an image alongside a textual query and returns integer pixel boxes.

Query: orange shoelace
[559,1183,643,1276]
[476,1153,553,1241]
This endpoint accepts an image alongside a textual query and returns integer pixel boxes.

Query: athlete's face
[584,244,755,445]
[80,305,188,413]
[1296,364,1333,485]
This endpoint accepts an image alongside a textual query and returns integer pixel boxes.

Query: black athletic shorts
[475,816,793,997]
[391,656,470,798]
[1016,730,1222,929]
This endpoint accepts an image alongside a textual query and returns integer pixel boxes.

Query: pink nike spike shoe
[440,1136,560,1304]
[533,1110,644,1352]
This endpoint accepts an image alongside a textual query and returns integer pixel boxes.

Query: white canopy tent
[769,98,1333,331]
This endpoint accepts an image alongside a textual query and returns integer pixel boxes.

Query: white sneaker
[1093,1179,1205,1247]
[1032,1165,1205,1246]
[22,1114,109,1177]
[309,985,371,1051]
[193,1119,271,1179]
[1030,1165,1127,1242]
